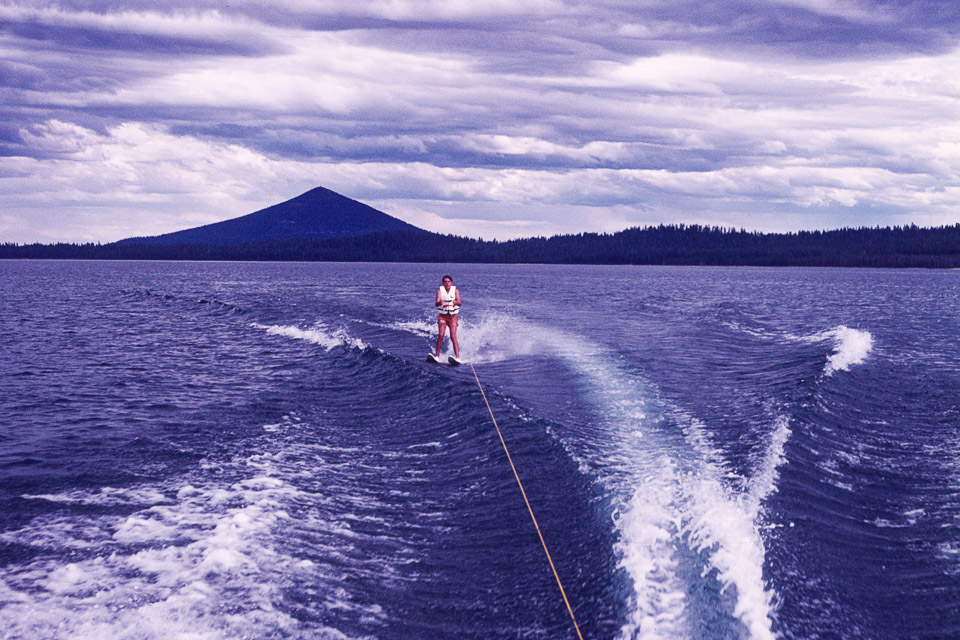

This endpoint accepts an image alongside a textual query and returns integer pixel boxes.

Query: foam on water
[682,473,776,640]
[253,322,367,351]
[466,320,782,640]
[819,326,873,376]
[21,486,172,507]
[0,420,366,640]
[725,321,874,378]
[614,462,689,639]
[458,314,543,363]
[586,377,775,638]
[791,325,873,376]
[382,310,793,637]
[373,319,435,337]
[747,415,792,507]
[2,494,315,638]
[372,313,540,363]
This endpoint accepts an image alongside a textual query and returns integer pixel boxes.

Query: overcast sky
[2,1,959,242]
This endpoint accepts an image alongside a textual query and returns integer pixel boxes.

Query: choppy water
[1,260,958,639]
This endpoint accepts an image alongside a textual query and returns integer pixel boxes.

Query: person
[435,274,461,360]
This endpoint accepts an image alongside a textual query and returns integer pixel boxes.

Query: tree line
[4,223,960,267]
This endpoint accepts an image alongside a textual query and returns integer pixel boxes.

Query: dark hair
[442,274,453,282]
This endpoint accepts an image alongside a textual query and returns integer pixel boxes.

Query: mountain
[118,187,423,245]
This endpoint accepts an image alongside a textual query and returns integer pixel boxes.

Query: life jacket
[438,285,460,315]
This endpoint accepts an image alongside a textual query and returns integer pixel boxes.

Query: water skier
[433,274,461,363]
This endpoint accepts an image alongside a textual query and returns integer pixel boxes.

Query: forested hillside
[5,223,960,267]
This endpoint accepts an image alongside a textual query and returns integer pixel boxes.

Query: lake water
[1,260,958,639]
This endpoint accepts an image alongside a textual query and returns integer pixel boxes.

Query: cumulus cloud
[1,0,959,241]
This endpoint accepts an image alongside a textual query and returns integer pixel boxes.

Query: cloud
[0,4,284,56]
[1,0,960,241]
[3,114,955,242]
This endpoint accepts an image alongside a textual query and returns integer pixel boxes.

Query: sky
[2,1,960,243]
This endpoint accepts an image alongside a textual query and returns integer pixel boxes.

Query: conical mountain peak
[120,187,422,245]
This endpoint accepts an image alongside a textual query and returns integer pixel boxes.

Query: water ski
[448,356,462,366]
[427,353,441,364]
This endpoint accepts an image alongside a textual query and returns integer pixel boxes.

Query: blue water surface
[0,260,958,640]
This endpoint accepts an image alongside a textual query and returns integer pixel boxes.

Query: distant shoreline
[8,187,960,268]
[0,258,952,271]
[5,223,960,268]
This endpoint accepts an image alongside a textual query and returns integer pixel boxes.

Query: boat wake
[808,326,873,376]
[382,313,782,638]
[252,322,368,351]
[1,416,363,640]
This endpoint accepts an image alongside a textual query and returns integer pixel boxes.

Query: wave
[614,462,689,638]
[370,319,435,337]
[457,314,543,363]
[747,415,792,506]
[569,325,869,638]
[252,322,368,351]
[4,459,339,637]
[121,288,247,316]
[781,324,874,376]
[376,310,866,637]
[724,320,874,377]
[367,313,540,363]
[818,326,873,376]
[461,320,781,640]
[348,311,863,637]
[22,487,172,507]
[0,416,379,640]
[372,310,783,638]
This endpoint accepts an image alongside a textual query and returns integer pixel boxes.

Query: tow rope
[468,361,585,640]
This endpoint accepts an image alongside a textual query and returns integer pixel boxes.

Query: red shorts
[438,313,458,327]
